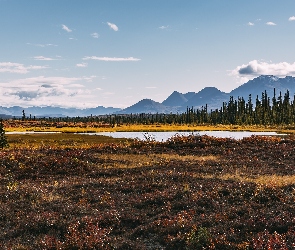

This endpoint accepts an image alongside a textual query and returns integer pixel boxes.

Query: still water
[82,131,286,142]
[7,131,286,142]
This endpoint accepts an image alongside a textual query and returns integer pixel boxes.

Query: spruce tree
[0,119,8,149]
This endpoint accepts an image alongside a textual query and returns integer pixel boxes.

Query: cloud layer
[231,60,295,82]
[27,43,57,47]
[34,56,57,61]
[83,56,141,62]
[76,62,88,67]
[0,76,95,108]
[0,62,48,74]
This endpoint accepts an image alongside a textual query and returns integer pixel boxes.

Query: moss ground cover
[1,134,295,249]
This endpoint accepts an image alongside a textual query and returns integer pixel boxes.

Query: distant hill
[162,91,188,106]
[184,87,228,110]
[160,87,228,112]
[118,99,180,114]
[0,114,12,119]
[183,92,196,100]
[1,75,295,116]
[0,106,121,117]
[229,75,295,100]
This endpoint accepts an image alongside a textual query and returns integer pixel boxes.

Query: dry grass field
[4,119,295,134]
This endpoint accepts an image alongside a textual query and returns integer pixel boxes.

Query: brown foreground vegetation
[1,134,295,249]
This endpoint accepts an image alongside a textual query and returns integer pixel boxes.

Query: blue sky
[1,0,295,109]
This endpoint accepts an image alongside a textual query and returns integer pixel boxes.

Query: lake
[6,131,286,141]
[80,131,286,142]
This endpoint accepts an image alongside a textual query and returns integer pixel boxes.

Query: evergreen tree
[0,119,8,149]
[22,110,26,121]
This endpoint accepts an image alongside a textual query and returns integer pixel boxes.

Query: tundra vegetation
[1,133,295,249]
[0,119,8,148]
[1,89,295,249]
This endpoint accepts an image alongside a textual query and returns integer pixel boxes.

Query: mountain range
[1,75,295,117]
[0,106,121,118]
[118,75,295,114]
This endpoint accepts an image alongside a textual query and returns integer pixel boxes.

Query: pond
[80,131,286,142]
[6,131,286,142]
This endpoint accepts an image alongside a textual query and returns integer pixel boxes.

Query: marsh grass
[7,133,130,148]
[5,121,295,134]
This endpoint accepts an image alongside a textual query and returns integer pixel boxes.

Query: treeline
[14,88,295,126]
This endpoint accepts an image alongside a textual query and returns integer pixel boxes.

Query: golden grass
[196,173,295,187]
[253,174,295,187]
[92,153,219,169]
[5,123,295,133]
[6,133,130,148]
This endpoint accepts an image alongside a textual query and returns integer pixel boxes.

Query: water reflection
[83,131,286,142]
[6,131,286,142]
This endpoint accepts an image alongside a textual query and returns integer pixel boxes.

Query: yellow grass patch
[196,173,295,187]
[93,153,218,169]
[4,122,295,134]
[253,174,295,187]
[6,133,130,148]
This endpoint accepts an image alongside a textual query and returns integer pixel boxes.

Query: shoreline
[4,124,295,134]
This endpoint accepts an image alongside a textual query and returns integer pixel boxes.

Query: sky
[1,0,295,109]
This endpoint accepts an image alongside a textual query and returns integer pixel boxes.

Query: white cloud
[0,76,98,108]
[27,65,49,70]
[62,24,72,32]
[230,60,295,82]
[159,25,169,29]
[91,32,99,38]
[289,16,295,21]
[34,56,56,61]
[76,62,88,68]
[107,22,119,31]
[103,92,115,96]
[83,56,141,62]
[266,22,276,26]
[145,87,157,89]
[0,62,48,74]
[83,75,96,82]
[27,43,58,47]
[247,22,254,26]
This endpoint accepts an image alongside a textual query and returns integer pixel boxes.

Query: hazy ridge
[1,75,295,117]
